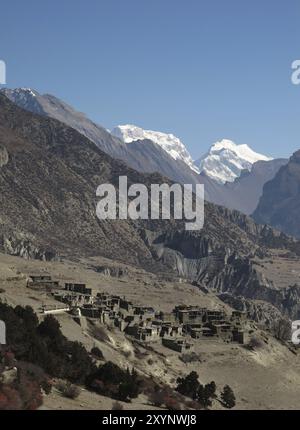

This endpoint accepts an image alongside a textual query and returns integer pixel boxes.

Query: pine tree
[205,381,216,398]
[221,385,236,409]
[197,384,212,408]
[176,371,200,399]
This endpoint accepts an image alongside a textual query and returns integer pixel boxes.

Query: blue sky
[0,0,299,159]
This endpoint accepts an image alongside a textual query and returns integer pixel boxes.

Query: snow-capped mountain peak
[3,87,37,99]
[111,124,200,173]
[196,139,272,184]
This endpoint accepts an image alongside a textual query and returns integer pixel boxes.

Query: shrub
[185,399,202,410]
[111,401,124,410]
[0,359,44,410]
[179,352,201,364]
[90,325,110,342]
[118,369,140,402]
[122,350,132,359]
[2,351,15,368]
[221,385,236,409]
[138,375,157,396]
[148,388,165,407]
[17,362,52,395]
[0,385,23,410]
[163,395,181,410]
[17,374,43,410]
[56,381,80,399]
[247,336,264,350]
[91,346,104,360]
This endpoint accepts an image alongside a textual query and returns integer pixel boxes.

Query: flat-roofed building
[65,283,92,295]
[162,337,194,353]
[27,274,59,289]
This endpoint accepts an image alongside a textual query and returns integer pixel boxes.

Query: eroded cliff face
[217,293,284,327]
[0,234,57,261]
[148,229,300,320]
[208,257,300,320]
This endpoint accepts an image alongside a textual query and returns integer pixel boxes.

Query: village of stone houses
[1,253,298,411]
[29,274,249,352]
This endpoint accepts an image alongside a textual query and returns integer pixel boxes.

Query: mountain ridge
[1,88,284,217]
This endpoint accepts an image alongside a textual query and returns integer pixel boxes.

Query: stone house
[156,311,176,324]
[174,306,207,324]
[96,293,121,310]
[162,337,194,353]
[80,305,101,318]
[114,318,128,332]
[65,283,93,296]
[231,310,247,323]
[209,322,233,341]
[99,309,115,325]
[120,298,134,312]
[125,322,160,342]
[27,275,59,289]
[205,310,226,323]
[232,328,248,344]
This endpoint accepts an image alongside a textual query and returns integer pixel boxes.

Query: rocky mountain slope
[1,88,203,189]
[2,88,283,217]
[253,150,300,238]
[0,93,300,320]
[0,92,265,262]
[206,158,287,215]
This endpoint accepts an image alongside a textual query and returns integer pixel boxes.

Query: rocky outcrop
[217,293,284,327]
[92,265,129,277]
[205,158,287,215]
[253,150,300,238]
[149,230,300,319]
[0,235,57,261]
